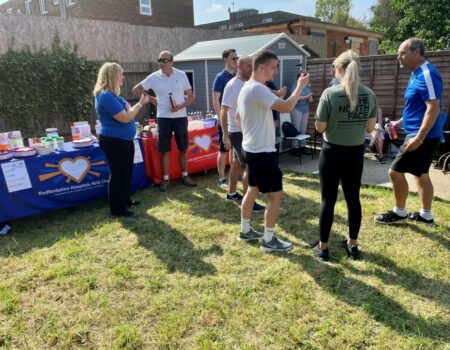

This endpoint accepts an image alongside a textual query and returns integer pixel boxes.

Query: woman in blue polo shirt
[93,62,149,217]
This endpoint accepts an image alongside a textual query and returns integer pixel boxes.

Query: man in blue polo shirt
[375,38,447,225]
[212,49,237,187]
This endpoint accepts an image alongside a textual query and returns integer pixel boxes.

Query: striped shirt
[403,61,446,138]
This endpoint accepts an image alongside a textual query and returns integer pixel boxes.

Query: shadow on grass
[406,223,450,251]
[121,215,221,277]
[284,252,450,343]
[346,250,450,310]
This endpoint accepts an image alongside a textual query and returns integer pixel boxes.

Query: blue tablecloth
[0,140,149,222]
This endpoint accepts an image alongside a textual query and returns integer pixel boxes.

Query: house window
[6,8,12,14]
[54,0,58,4]
[65,0,75,6]
[219,25,228,30]
[25,0,32,15]
[183,70,195,92]
[39,0,48,14]
[262,18,272,23]
[140,0,152,15]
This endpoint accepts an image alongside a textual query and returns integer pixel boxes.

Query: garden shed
[174,33,310,113]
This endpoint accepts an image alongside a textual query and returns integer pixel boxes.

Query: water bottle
[384,118,398,140]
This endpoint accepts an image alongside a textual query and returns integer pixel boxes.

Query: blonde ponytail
[335,50,360,112]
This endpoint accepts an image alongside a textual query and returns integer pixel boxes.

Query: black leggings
[319,141,364,243]
[99,135,134,215]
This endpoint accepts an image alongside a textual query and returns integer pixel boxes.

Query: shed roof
[174,33,310,62]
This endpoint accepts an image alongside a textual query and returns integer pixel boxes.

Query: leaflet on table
[1,160,32,193]
[133,139,143,164]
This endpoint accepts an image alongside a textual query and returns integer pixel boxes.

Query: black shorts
[229,132,246,165]
[244,151,282,193]
[391,136,439,176]
[157,117,188,153]
[217,124,228,153]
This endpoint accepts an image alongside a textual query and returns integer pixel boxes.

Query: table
[0,140,149,222]
[142,126,225,184]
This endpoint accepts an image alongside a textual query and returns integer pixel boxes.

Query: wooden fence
[304,51,450,141]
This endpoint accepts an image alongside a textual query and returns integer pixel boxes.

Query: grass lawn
[1,171,449,349]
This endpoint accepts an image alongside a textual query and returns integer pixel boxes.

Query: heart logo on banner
[194,135,211,151]
[58,157,90,183]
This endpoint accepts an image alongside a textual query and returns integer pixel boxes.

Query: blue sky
[194,0,376,25]
[0,0,377,25]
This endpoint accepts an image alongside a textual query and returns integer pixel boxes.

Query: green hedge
[0,35,101,137]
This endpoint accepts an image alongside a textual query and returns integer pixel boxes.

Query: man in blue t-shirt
[375,38,447,225]
[212,49,237,187]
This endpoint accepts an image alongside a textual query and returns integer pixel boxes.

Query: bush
[0,34,101,137]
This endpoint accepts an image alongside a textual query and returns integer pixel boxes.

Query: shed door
[279,57,303,92]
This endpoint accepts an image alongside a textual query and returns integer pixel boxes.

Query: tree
[369,0,402,53]
[393,0,450,51]
[315,0,351,25]
[315,0,366,28]
[370,0,450,53]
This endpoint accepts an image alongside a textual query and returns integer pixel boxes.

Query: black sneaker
[310,241,329,261]
[376,155,386,164]
[408,211,434,225]
[341,240,360,260]
[160,180,169,192]
[238,228,263,241]
[182,176,197,187]
[252,202,265,213]
[238,202,266,213]
[374,211,408,224]
[226,192,243,201]
[260,235,293,252]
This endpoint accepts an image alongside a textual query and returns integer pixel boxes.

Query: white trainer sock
[420,208,433,220]
[241,218,250,234]
[163,175,169,181]
[182,172,188,177]
[393,206,407,217]
[263,227,275,242]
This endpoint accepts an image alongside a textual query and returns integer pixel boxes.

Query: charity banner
[142,126,226,184]
[0,140,148,222]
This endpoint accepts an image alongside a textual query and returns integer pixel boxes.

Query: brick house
[197,10,382,58]
[0,0,194,27]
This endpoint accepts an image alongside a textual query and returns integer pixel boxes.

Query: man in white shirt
[236,49,309,252]
[220,56,264,212]
[133,51,196,191]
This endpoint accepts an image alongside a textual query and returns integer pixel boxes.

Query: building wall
[0,14,247,63]
[245,22,380,58]
[174,61,208,113]
[0,0,194,27]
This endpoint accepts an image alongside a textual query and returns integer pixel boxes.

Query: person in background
[132,50,197,192]
[94,62,150,217]
[375,38,446,225]
[220,56,265,213]
[366,107,386,164]
[290,70,313,152]
[236,49,309,252]
[313,50,377,261]
[212,49,238,187]
[329,61,339,87]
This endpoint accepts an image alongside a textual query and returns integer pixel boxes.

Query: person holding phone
[94,62,150,217]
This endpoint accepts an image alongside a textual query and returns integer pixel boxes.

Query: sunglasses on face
[158,58,172,63]
[230,57,238,61]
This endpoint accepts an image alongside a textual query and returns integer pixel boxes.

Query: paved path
[279,151,450,201]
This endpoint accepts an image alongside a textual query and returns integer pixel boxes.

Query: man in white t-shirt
[220,56,264,212]
[132,51,196,191]
[236,49,309,252]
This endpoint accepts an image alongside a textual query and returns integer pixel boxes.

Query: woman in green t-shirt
[312,50,377,261]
